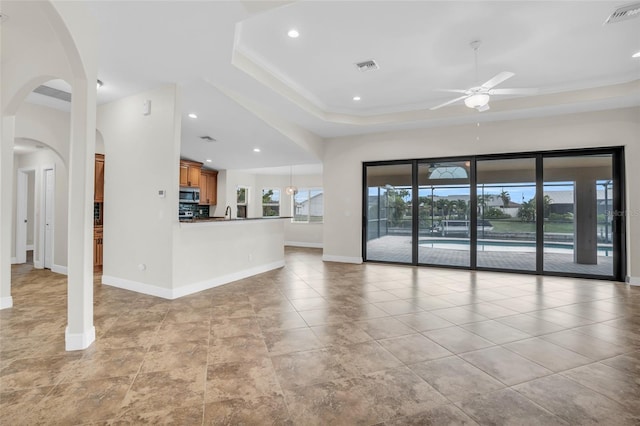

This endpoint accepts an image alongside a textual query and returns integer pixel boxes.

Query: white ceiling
[22,1,640,173]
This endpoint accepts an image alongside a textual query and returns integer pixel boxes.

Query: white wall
[95,130,105,155]
[13,151,68,269]
[11,101,71,268]
[98,85,181,290]
[172,220,286,298]
[255,173,324,248]
[214,170,259,218]
[13,103,71,165]
[323,107,640,281]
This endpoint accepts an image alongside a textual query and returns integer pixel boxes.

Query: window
[262,188,280,217]
[363,147,625,281]
[236,186,248,218]
[293,188,323,223]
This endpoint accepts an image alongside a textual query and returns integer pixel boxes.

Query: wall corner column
[65,78,96,350]
[0,116,16,310]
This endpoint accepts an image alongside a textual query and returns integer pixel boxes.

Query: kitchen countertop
[179,216,292,223]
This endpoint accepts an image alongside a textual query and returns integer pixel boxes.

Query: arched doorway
[1,0,98,351]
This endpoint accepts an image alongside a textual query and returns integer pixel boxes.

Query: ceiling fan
[430,40,538,112]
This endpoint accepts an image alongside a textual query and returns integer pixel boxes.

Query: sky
[371,181,613,204]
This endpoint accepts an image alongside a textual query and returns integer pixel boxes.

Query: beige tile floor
[1,247,639,425]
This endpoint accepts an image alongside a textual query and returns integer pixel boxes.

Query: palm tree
[436,199,450,219]
[456,199,468,219]
[499,190,511,208]
[477,194,494,216]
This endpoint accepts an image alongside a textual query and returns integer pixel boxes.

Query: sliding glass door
[363,148,624,281]
[365,163,413,263]
[418,161,471,267]
[543,154,615,277]
[476,157,537,271]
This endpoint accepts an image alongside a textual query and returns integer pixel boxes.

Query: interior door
[16,170,28,264]
[43,168,54,269]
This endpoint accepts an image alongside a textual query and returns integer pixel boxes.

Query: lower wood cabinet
[94,226,103,269]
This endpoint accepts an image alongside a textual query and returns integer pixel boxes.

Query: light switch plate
[142,100,151,115]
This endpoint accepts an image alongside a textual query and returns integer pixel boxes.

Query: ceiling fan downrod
[471,40,481,85]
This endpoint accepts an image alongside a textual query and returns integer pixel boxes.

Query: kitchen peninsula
[173,159,289,299]
[171,214,289,299]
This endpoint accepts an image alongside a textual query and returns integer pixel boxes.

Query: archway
[1,0,98,351]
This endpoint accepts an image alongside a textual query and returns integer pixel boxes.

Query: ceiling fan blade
[429,95,468,111]
[434,89,469,94]
[481,71,515,90]
[489,88,539,95]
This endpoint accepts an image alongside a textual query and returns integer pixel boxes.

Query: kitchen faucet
[225,205,231,219]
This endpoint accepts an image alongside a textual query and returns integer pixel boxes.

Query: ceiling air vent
[604,2,640,24]
[33,85,71,102]
[200,136,216,142]
[355,59,379,72]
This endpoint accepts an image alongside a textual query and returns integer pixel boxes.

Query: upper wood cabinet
[94,154,105,202]
[199,169,218,205]
[179,159,202,187]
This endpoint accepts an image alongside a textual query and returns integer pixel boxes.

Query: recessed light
[188,113,198,119]
[287,29,299,38]
[253,148,261,153]
[353,96,361,101]
[632,50,640,58]
[206,159,212,163]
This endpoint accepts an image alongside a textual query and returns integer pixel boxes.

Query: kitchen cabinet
[94,154,105,269]
[94,226,103,270]
[179,159,202,187]
[94,154,105,202]
[199,169,218,205]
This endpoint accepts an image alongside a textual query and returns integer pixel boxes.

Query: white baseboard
[172,260,285,299]
[322,254,363,264]
[10,257,17,264]
[52,264,68,275]
[102,275,174,299]
[26,244,34,250]
[103,260,285,300]
[0,296,13,310]
[34,261,43,269]
[65,326,95,351]
[285,241,323,249]
[626,276,640,286]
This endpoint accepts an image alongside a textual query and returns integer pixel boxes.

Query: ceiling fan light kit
[464,93,490,109]
[430,40,538,112]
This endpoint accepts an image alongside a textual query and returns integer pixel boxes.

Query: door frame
[39,164,55,270]
[363,146,626,282]
[15,168,36,264]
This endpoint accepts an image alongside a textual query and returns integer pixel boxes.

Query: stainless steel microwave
[179,187,200,204]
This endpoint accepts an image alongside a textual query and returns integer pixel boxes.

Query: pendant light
[285,165,297,195]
